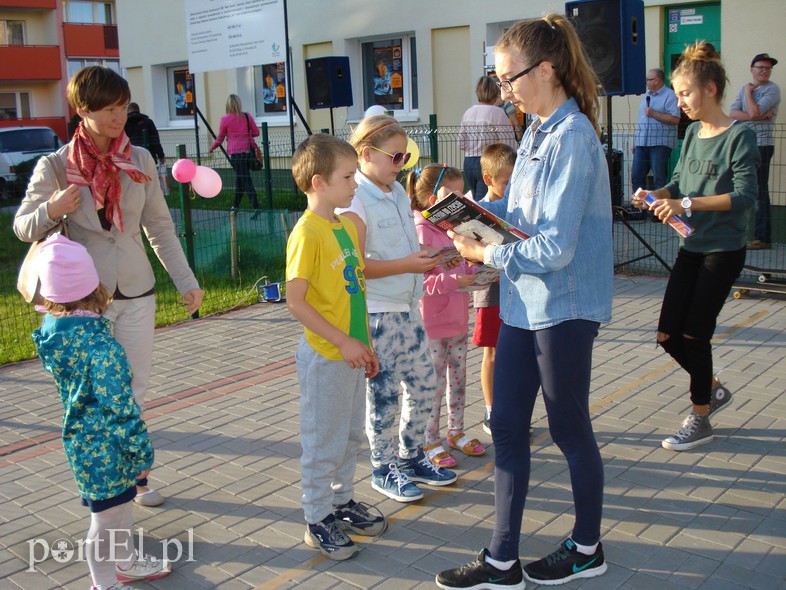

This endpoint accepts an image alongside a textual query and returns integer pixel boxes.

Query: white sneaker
[116,553,172,582]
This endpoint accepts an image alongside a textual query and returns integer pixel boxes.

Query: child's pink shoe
[447,432,486,457]
[424,441,458,468]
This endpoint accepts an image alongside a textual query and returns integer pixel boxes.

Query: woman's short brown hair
[67,66,131,112]
[476,76,501,104]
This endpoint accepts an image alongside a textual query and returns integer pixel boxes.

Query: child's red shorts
[472,305,502,347]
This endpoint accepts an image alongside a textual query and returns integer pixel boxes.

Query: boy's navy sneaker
[400,448,458,486]
[334,499,388,536]
[371,463,424,502]
[436,548,525,589]
[304,513,358,560]
[523,538,607,585]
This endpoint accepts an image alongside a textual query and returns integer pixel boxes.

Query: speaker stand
[607,94,671,273]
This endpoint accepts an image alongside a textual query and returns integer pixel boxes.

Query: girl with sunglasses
[338,115,458,504]
[437,14,613,589]
[406,164,486,470]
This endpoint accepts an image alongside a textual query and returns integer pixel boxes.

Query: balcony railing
[63,23,119,58]
[0,0,55,9]
[0,45,60,80]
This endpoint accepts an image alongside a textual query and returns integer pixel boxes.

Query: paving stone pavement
[1,276,784,590]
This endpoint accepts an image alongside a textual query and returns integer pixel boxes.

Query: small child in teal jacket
[32,233,170,589]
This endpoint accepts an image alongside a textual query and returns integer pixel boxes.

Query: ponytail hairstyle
[405,163,463,211]
[349,114,407,156]
[671,41,727,101]
[495,13,600,136]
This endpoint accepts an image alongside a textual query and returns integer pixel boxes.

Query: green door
[663,3,721,173]
[663,3,721,80]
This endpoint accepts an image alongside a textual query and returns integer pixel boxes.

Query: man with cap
[730,53,781,250]
[631,68,681,207]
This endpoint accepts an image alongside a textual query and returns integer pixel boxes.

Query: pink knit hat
[37,233,100,303]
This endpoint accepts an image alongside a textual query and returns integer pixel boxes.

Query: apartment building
[0,0,118,140]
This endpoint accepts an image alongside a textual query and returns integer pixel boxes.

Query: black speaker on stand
[566,0,645,212]
[305,56,353,135]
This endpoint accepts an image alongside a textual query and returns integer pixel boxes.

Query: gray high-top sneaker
[662,412,713,451]
[709,379,733,416]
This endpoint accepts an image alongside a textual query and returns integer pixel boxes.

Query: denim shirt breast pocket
[377,216,403,247]
[511,154,546,223]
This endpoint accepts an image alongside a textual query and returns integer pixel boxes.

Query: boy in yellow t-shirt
[286,134,385,561]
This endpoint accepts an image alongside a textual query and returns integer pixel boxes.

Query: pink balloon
[190,166,222,198]
[171,158,197,183]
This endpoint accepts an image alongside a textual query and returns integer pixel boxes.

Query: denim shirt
[484,98,613,330]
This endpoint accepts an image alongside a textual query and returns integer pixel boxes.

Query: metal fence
[1,120,784,365]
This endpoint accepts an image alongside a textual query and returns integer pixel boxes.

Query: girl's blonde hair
[226,94,243,114]
[671,41,727,101]
[405,164,464,211]
[41,284,113,316]
[349,114,407,155]
[495,13,600,136]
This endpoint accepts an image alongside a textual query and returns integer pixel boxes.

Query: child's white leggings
[85,501,135,589]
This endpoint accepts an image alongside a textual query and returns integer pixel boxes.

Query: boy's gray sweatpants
[296,337,366,524]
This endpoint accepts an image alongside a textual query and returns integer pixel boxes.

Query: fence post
[429,114,439,163]
[261,122,273,209]
[176,144,197,273]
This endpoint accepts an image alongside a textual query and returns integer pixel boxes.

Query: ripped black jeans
[657,247,746,406]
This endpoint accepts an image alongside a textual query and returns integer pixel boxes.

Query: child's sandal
[447,432,486,457]
[424,442,458,468]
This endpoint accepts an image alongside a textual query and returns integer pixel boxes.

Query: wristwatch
[681,196,693,217]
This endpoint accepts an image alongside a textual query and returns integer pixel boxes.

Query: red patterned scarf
[66,122,151,232]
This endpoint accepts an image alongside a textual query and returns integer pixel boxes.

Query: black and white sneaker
[523,538,606,585]
[436,548,525,589]
[662,412,713,451]
[708,379,733,416]
[304,513,358,560]
[334,499,388,536]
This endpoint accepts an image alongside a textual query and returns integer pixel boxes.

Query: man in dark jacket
[124,103,165,163]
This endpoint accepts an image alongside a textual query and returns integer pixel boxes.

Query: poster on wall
[173,68,194,116]
[373,45,403,108]
[185,0,285,73]
[261,62,287,113]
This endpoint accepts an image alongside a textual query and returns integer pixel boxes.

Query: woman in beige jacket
[14,66,203,507]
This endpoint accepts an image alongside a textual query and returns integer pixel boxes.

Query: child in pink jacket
[406,164,486,468]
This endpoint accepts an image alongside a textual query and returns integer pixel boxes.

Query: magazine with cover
[429,245,501,291]
[421,192,529,245]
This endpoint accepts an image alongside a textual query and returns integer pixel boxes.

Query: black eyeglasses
[753,65,773,72]
[495,62,542,93]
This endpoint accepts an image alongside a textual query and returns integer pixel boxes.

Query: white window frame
[0,91,32,119]
[165,64,195,126]
[64,1,113,24]
[233,63,292,128]
[0,20,25,45]
[352,33,418,122]
[67,58,120,82]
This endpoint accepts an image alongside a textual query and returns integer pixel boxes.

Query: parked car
[0,126,62,199]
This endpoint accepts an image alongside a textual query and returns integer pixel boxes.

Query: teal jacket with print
[33,315,153,501]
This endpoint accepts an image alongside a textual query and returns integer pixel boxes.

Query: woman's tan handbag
[16,153,70,304]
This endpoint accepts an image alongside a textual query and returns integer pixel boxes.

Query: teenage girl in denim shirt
[437,14,612,589]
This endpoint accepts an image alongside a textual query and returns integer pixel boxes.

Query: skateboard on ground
[733,265,786,299]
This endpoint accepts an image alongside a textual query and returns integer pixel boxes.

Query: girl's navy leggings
[489,319,604,560]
